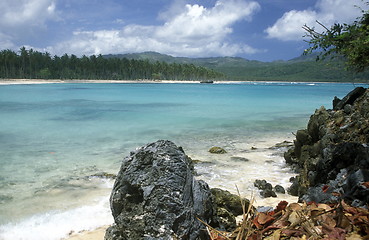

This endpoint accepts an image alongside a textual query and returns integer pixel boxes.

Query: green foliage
[303,5,369,72]
[0,48,225,81]
[112,52,369,82]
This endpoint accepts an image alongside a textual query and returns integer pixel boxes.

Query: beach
[1,81,366,240]
[64,226,108,240]
[0,78,211,85]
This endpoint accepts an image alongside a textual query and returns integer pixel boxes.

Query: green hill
[104,52,369,82]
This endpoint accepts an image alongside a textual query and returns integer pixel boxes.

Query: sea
[0,81,367,240]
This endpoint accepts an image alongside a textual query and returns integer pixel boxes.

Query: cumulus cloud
[0,0,58,48]
[265,0,368,41]
[50,0,261,57]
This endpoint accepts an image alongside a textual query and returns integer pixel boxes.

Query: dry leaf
[288,211,301,227]
[317,203,332,211]
[346,232,363,240]
[275,201,288,213]
[281,229,305,238]
[326,227,346,240]
[288,203,302,211]
[271,229,281,240]
[257,212,275,225]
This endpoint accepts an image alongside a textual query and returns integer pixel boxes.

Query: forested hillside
[2,48,368,82]
[0,48,224,81]
[108,52,369,82]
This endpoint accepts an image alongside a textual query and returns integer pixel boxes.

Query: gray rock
[333,87,366,110]
[274,185,285,194]
[209,146,227,154]
[105,140,214,240]
[254,179,272,191]
[260,189,277,198]
[230,156,249,162]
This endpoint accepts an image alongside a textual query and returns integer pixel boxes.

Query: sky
[1,0,367,61]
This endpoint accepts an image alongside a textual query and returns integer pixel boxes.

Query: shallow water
[0,82,366,239]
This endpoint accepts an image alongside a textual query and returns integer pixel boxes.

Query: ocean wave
[0,197,113,240]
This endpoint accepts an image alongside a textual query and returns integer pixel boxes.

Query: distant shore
[0,79,219,85]
[0,78,357,85]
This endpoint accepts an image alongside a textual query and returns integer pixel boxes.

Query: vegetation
[111,52,369,82]
[303,4,369,72]
[1,47,368,82]
[0,47,225,81]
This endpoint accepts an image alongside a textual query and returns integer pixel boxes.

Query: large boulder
[105,140,214,240]
[284,87,369,206]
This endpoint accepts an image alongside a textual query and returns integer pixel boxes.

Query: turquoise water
[0,82,367,239]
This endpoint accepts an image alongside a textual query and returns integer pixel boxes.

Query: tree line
[0,47,225,81]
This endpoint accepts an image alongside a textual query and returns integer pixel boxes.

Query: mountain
[103,52,369,82]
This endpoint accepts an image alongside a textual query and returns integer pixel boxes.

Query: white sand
[0,79,224,85]
[64,226,109,240]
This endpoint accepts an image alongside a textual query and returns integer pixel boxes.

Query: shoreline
[63,226,109,240]
[1,82,362,240]
[0,78,363,85]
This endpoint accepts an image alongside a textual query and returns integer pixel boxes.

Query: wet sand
[64,226,108,240]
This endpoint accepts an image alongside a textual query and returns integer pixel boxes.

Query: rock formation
[284,87,369,206]
[105,140,214,240]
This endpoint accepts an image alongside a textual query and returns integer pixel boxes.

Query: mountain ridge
[103,52,369,82]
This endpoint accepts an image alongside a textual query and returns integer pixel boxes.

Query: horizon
[1,0,367,62]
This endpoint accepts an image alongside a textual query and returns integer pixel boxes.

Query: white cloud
[0,0,57,28]
[0,0,58,49]
[49,0,261,57]
[265,0,368,41]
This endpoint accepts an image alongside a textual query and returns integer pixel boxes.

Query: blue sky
[0,0,367,61]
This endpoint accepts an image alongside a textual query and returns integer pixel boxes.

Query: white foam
[0,197,113,240]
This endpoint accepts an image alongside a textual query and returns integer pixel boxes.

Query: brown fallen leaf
[275,201,288,213]
[325,227,346,240]
[288,203,302,211]
[281,229,305,238]
[257,212,275,225]
[261,220,290,234]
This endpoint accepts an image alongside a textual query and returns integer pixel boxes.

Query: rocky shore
[102,87,369,240]
[284,87,369,207]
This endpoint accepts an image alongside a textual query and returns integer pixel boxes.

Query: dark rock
[274,185,285,194]
[254,179,272,191]
[344,104,353,114]
[343,169,369,204]
[210,188,250,231]
[296,129,312,146]
[213,207,236,231]
[284,88,369,205]
[230,156,249,162]
[211,188,247,217]
[105,140,214,240]
[254,179,277,198]
[270,140,294,149]
[333,96,341,110]
[333,87,366,110]
[209,146,227,154]
[287,178,299,196]
[260,189,277,198]
[284,148,297,165]
[307,106,330,143]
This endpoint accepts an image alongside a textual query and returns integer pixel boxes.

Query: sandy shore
[64,226,109,240]
[0,78,227,85]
